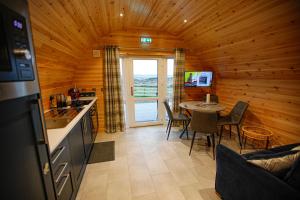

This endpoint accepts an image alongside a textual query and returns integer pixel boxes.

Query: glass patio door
[123,58,167,127]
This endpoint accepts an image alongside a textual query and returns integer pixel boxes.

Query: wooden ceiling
[29,0,300,52]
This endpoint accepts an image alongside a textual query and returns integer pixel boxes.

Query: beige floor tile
[129,165,155,197]
[132,193,160,200]
[199,188,220,200]
[180,183,205,200]
[78,173,108,200]
[127,154,147,168]
[107,180,132,200]
[152,173,186,200]
[170,169,199,187]
[144,152,169,175]
[76,125,227,200]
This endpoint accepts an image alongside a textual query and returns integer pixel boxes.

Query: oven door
[90,104,98,141]
[0,9,18,81]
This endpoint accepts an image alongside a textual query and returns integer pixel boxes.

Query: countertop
[46,97,97,153]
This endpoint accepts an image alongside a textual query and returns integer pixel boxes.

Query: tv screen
[184,71,213,87]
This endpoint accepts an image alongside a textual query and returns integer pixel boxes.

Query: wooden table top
[179,101,226,113]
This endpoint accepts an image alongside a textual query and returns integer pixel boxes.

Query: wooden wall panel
[193,0,300,144]
[99,29,184,50]
[216,79,300,144]
[30,27,78,110]
[73,54,105,132]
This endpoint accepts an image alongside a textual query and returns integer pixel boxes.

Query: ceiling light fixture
[184,19,187,23]
[120,7,125,17]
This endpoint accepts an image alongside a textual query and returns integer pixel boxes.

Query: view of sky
[132,59,174,75]
[119,58,174,76]
[134,60,157,75]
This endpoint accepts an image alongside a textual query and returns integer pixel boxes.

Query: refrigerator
[0,0,55,199]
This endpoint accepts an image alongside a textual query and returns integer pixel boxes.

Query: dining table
[178,100,226,139]
[179,101,226,113]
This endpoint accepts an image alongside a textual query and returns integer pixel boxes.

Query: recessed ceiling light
[120,13,124,17]
[184,19,187,23]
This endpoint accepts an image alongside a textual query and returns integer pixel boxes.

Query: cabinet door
[51,138,74,200]
[0,94,55,200]
[68,120,86,187]
[83,112,93,157]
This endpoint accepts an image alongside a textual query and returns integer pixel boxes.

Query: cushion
[292,146,300,151]
[285,157,300,189]
[246,150,298,160]
[247,152,300,178]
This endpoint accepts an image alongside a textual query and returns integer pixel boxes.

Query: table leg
[186,110,192,117]
[207,136,211,147]
[179,120,190,139]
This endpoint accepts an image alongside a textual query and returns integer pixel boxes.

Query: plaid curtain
[172,48,185,113]
[104,46,125,133]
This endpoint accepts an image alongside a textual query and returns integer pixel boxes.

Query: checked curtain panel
[104,46,125,133]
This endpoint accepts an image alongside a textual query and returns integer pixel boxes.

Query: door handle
[131,87,133,96]
[30,99,47,144]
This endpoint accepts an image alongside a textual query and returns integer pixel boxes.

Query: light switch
[92,50,101,57]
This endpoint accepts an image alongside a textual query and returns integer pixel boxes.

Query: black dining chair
[202,94,219,103]
[189,111,218,159]
[163,100,190,140]
[218,101,249,147]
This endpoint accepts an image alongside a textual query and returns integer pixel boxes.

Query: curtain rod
[99,45,190,52]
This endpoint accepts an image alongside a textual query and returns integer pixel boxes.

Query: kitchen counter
[46,97,97,153]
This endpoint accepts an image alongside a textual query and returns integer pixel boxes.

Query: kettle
[56,94,66,108]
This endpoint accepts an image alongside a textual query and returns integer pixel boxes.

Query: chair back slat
[191,111,218,133]
[163,100,174,120]
[230,101,249,124]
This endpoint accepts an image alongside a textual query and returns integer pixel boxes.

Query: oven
[0,3,34,81]
[79,91,98,141]
[89,103,98,141]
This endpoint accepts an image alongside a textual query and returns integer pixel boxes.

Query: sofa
[215,144,300,200]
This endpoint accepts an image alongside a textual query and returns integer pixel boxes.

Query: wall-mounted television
[184,71,213,87]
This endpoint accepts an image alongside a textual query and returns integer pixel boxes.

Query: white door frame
[122,57,167,128]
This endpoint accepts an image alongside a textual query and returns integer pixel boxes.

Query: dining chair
[218,101,249,147]
[163,100,190,140]
[202,94,219,103]
[189,111,218,159]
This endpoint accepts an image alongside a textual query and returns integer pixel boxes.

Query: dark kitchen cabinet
[0,94,56,200]
[50,139,74,200]
[50,102,96,200]
[68,120,86,189]
[82,112,93,158]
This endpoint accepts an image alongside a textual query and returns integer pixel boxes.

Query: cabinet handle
[55,162,68,183]
[57,174,70,197]
[51,146,66,165]
[43,162,50,175]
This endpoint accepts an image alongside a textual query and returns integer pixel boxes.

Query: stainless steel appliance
[79,91,98,140]
[0,1,34,82]
[0,0,55,199]
[89,102,99,140]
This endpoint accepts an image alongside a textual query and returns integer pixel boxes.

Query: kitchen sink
[45,118,73,129]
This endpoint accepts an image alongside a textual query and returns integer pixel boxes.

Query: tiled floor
[76,125,242,200]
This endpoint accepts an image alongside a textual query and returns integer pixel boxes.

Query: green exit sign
[141,37,152,44]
